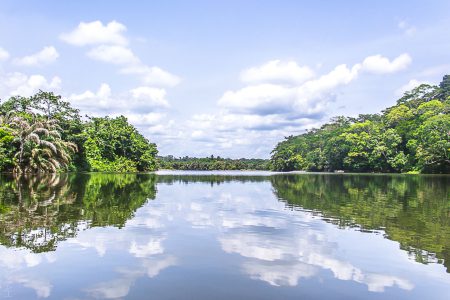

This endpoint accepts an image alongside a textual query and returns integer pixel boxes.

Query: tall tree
[9,115,77,173]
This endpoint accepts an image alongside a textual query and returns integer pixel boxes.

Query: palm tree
[8,114,77,173]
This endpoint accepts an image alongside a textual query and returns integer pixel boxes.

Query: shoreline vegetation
[0,76,449,174]
[270,75,449,174]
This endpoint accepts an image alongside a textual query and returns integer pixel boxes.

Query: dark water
[0,172,449,299]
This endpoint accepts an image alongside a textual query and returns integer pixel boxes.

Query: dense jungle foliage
[270,75,450,173]
[0,91,158,173]
[158,155,269,170]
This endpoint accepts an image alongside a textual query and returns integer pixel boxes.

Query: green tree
[439,74,450,100]
[414,114,450,172]
[9,115,77,173]
[83,116,158,172]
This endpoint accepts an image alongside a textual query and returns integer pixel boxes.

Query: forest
[158,155,269,170]
[0,91,158,173]
[270,75,450,173]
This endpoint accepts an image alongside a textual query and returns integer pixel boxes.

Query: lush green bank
[0,91,158,173]
[270,75,450,173]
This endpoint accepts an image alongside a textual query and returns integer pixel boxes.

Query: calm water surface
[0,172,449,299]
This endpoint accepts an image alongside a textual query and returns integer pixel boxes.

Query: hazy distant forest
[0,76,448,174]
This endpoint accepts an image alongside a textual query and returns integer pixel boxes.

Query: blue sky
[0,0,449,158]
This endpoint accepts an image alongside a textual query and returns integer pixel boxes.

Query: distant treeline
[270,75,450,173]
[158,155,269,170]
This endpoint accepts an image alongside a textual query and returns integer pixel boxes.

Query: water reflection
[271,174,450,271]
[0,173,157,252]
[0,173,448,299]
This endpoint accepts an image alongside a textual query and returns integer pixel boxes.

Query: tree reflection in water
[0,173,157,253]
[271,174,450,272]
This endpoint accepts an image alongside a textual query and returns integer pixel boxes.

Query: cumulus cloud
[70,83,170,114]
[218,84,294,115]
[219,54,408,117]
[0,47,9,61]
[0,72,61,98]
[129,86,169,108]
[70,83,112,111]
[240,60,315,84]
[361,53,411,74]
[87,45,139,65]
[219,63,360,117]
[60,20,128,46]
[61,20,180,87]
[120,65,181,87]
[14,46,59,66]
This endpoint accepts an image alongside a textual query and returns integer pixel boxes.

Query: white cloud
[0,72,61,98]
[14,46,59,66]
[361,53,412,74]
[240,60,315,84]
[0,47,9,61]
[60,20,128,46]
[219,63,360,117]
[219,54,405,117]
[61,20,181,88]
[70,83,112,112]
[87,45,139,65]
[129,86,170,108]
[121,65,181,87]
[70,83,170,115]
[218,84,294,115]
[299,63,360,95]
[127,112,166,127]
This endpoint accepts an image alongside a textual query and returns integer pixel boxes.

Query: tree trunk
[19,139,24,172]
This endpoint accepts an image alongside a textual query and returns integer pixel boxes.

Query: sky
[0,0,449,158]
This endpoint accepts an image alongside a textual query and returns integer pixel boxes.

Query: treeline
[270,75,450,173]
[0,91,158,173]
[158,155,269,170]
